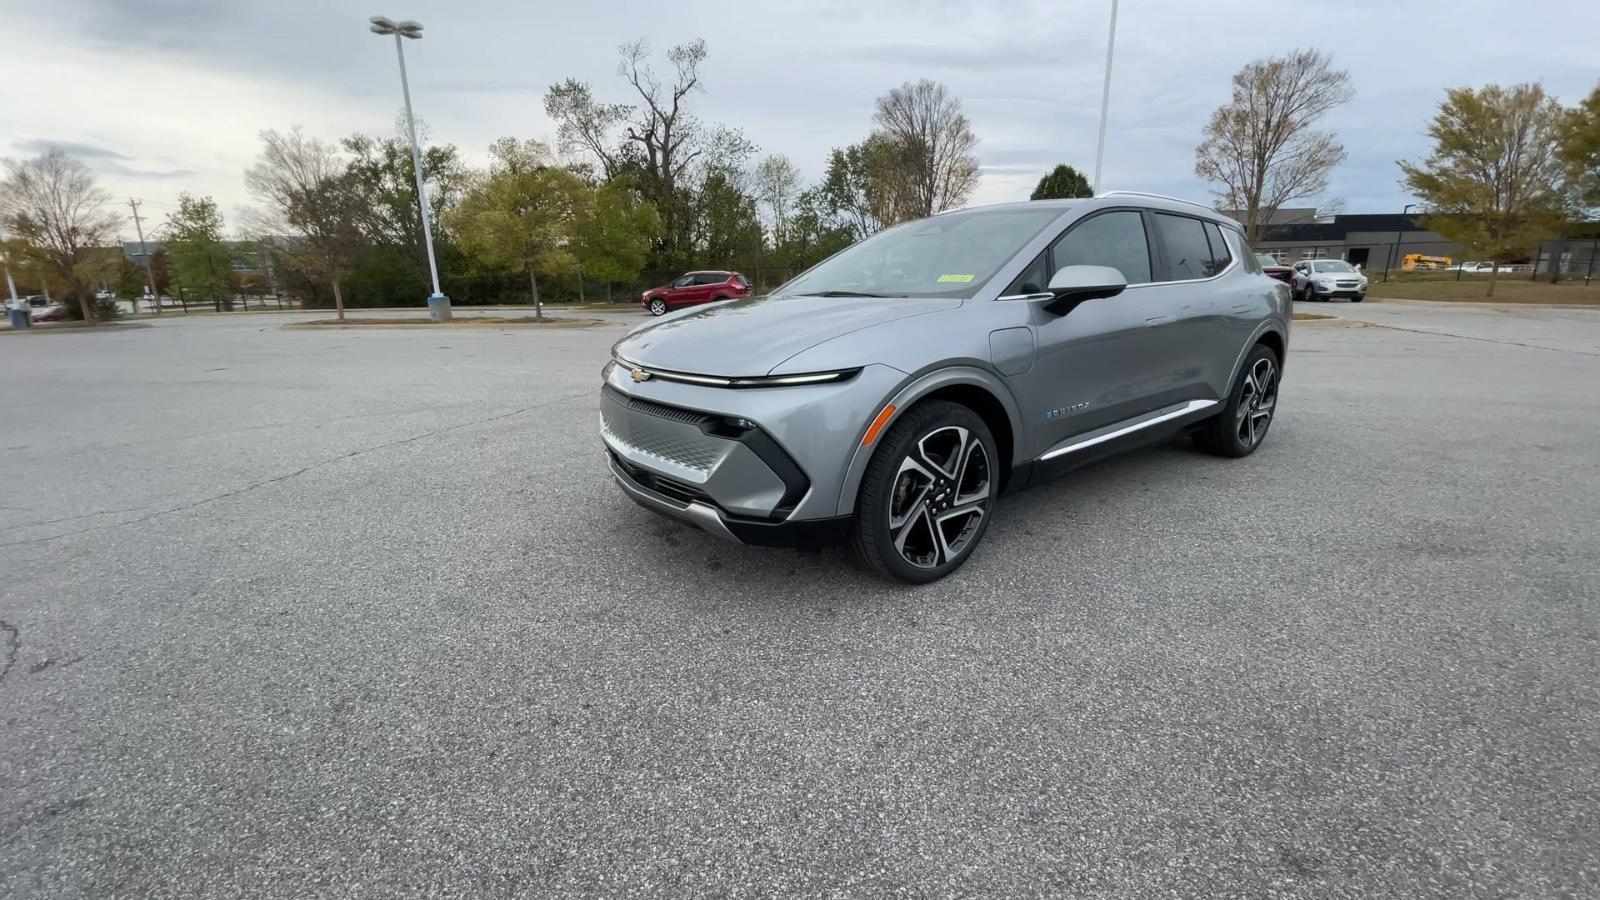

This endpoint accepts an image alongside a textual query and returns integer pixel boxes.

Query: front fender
[830,365,1024,518]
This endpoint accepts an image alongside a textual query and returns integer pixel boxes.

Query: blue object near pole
[8,307,30,329]
[427,293,452,322]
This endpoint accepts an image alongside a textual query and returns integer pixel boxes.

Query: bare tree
[870,80,981,220]
[244,129,364,320]
[0,148,122,321]
[1194,49,1353,242]
[543,79,631,180]
[544,38,754,269]
[753,154,801,243]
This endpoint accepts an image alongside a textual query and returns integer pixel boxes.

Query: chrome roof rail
[1095,190,1220,215]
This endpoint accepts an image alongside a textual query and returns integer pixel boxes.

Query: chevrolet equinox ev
[601,193,1290,582]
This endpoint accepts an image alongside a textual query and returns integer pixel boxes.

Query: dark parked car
[1255,253,1294,286]
[641,271,751,316]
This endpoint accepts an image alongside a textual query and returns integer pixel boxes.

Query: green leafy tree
[692,167,763,270]
[753,154,801,244]
[163,193,234,309]
[245,129,365,320]
[1558,81,1600,213]
[0,148,122,321]
[771,186,856,273]
[575,176,660,301]
[545,39,755,277]
[449,138,589,319]
[113,258,147,300]
[341,130,468,291]
[1030,164,1093,200]
[1400,83,1569,297]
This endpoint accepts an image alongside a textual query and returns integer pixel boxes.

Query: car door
[659,273,689,304]
[685,273,719,305]
[1008,207,1181,452]
[1146,214,1243,397]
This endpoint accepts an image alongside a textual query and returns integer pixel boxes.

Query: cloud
[15,139,130,160]
[12,139,195,179]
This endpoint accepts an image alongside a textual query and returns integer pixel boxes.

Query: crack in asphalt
[1366,321,1600,359]
[0,393,588,549]
[0,620,18,686]
[0,505,152,536]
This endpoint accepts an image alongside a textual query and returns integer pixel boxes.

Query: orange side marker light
[862,404,897,446]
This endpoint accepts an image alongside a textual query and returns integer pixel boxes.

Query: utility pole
[128,198,159,316]
[1092,0,1119,193]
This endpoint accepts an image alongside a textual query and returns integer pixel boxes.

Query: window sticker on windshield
[937,274,975,283]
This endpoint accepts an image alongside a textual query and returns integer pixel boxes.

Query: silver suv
[601,193,1290,582]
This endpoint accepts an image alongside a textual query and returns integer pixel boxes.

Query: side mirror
[1042,265,1127,315]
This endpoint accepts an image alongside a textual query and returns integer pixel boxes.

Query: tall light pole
[369,15,451,322]
[1385,202,1417,283]
[1092,0,1119,193]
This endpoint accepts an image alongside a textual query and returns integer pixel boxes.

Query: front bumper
[599,360,906,527]
[1312,281,1367,298]
[608,453,850,547]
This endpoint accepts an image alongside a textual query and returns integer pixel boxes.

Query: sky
[3,0,1598,240]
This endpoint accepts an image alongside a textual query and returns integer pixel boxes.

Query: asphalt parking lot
[2,301,1598,897]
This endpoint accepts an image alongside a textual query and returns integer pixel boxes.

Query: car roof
[942,193,1244,231]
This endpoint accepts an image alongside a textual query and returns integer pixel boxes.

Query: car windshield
[1314,260,1356,273]
[774,206,1064,299]
[1255,254,1279,267]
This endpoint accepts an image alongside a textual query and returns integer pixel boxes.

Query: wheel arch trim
[830,365,1023,518]
[1226,320,1288,392]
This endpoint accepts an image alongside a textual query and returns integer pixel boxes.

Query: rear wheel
[1194,343,1280,458]
[712,295,729,302]
[852,401,996,584]
[648,298,667,316]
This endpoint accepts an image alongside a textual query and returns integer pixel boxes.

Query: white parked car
[1290,259,1368,302]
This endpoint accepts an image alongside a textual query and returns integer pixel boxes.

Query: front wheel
[1351,293,1365,303]
[852,401,997,583]
[1194,343,1280,458]
[648,298,668,316]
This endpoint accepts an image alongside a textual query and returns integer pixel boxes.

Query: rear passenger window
[1049,210,1152,284]
[1153,213,1213,280]
[1203,223,1233,275]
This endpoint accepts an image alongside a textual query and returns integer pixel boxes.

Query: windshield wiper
[801,290,901,298]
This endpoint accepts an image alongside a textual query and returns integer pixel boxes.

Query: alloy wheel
[886,426,991,569]
[1235,357,1278,448]
[649,299,667,316]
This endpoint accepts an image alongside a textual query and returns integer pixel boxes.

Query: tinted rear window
[1153,213,1213,280]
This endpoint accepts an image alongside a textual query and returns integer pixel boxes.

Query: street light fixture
[369,15,450,322]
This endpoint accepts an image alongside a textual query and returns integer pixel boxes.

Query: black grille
[603,385,710,426]
[610,451,712,506]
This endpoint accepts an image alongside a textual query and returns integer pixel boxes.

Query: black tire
[1194,343,1281,458]
[851,401,997,584]
[712,295,729,302]
[1351,293,1365,303]
[648,298,668,316]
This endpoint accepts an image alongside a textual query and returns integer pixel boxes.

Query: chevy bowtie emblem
[630,368,651,383]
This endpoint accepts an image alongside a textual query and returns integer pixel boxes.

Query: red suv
[641,271,751,316]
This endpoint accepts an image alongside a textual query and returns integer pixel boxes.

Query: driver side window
[674,274,697,287]
[1001,210,1153,297]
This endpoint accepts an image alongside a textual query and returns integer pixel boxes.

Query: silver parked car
[601,193,1291,582]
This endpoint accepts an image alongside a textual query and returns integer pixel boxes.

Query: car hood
[613,294,964,376]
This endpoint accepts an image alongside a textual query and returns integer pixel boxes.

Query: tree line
[3,38,1598,320]
[1193,49,1600,295]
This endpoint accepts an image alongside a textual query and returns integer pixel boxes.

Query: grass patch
[1369,277,1600,305]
